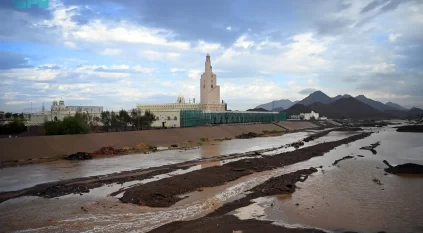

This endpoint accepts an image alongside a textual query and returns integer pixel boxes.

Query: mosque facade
[136,53,227,127]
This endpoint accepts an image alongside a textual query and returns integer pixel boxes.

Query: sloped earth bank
[0,128,348,203]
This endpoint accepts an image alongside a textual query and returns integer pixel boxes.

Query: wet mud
[149,168,324,233]
[120,133,371,207]
[149,215,325,233]
[383,160,423,175]
[332,156,355,166]
[396,124,423,133]
[360,141,380,154]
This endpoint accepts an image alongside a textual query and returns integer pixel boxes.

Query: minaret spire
[205,53,211,73]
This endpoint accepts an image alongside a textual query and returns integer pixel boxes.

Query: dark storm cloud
[0,51,32,69]
[299,88,317,95]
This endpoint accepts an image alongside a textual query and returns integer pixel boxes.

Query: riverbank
[0,122,320,168]
[1,126,422,233]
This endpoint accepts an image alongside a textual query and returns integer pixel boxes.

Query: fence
[180,110,286,128]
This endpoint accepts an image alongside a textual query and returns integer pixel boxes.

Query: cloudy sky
[1,0,422,112]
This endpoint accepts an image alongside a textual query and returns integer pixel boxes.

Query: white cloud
[101,48,121,55]
[348,62,395,73]
[64,41,76,48]
[226,26,232,31]
[170,68,186,73]
[0,68,60,81]
[388,33,402,42]
[234,35,255,49]
[142,50,181,60]
[188,69,202,79]
[195,41,221,53]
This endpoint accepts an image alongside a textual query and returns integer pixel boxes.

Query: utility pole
[31,102,32,114]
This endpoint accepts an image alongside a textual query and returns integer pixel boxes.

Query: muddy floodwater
[0,127,422,233]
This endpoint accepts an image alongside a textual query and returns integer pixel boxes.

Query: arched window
[211,85,213,88]
[174,116,177,120]
[54,116,58,121]
[167,116,171,120]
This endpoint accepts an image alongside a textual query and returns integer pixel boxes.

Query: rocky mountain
[285,97,388,119]
[246,108,269,112]
[332,94,352,102]
[355,95,397,111]
[296,91,332,105]
[385,107,423,118]
[386,102,408,111]
[271,107,285,112]
[255,90,410,118]
[255,99,298,111]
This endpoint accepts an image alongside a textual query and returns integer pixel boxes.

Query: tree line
[44,109,156,135]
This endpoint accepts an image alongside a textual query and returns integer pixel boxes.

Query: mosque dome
[176,93,186,104]
[52,100,58,106]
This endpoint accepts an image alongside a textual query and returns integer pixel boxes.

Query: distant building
[300,111,319,120]
[136,54,226,128]
[0,111,4,120]
[27,100,103,125]
[290,111,320,120]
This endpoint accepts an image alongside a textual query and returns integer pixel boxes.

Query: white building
[27,100,103,125]
[300,111,320,120]
[137,54,226,127]
[290,111,320,120]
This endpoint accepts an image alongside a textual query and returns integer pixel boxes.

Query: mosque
[27,100,103,125]
[137,54,285,128]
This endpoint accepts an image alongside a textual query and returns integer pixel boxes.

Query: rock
[81,206,87,212]
[372,178,383,185]
[357,155,365,157]
[66,152,93,160]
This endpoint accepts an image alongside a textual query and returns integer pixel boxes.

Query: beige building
[137,54,226,127]
[27,100,103,125]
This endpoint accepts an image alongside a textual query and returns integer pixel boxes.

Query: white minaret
[200,53,220,110]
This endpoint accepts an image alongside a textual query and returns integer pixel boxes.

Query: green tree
[110,111,119,131]
[142,110,155,129]
[100,111,111,132]
[12,113,19,118]
[44,121,65,135]
[62,113,91,134]
[5,112,12,119]
[0,117,27,134]
[18,113,24,120]
[118,110,131,130]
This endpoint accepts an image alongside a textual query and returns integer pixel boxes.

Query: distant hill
[246,108,269,112]
[284,104,311,116]
[284,97,388,119]
[332,94,352,102]
[385,107,423,118]
[255,99,297,111]
[355,95,397,111]
[386,102,408,111]
[255,90,411,119]
[271,107,285,112]
[297,90,332,105]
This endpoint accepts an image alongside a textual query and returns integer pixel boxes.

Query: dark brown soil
[149,168,324,233]
[332,156,355,165]
[120,132,371,207]
[149,215,325,233]
[396,125,423,133]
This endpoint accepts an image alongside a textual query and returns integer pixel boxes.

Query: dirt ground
[0,123,287,163]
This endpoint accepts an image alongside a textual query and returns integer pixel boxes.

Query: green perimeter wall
[180,110,286,128]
